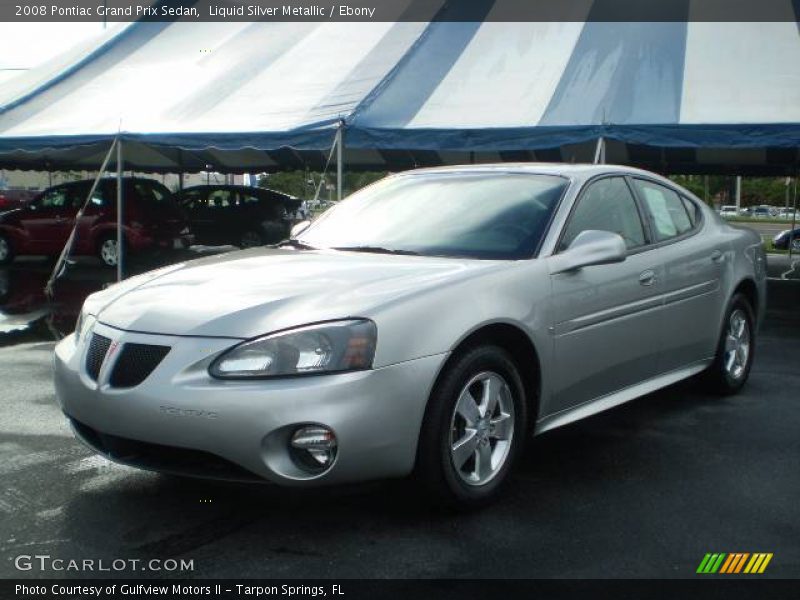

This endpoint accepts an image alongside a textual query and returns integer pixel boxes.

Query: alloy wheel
[100,239,118,266]
[449,371,515,486]
[724,308,751,380]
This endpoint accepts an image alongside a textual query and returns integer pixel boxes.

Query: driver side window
[37,187,72,209]
[560,177,646,251]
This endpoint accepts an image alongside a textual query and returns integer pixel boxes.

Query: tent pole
[787,175,797,264]
[116,139,124,282]
[593,137,605,165]
[336,120,344,202]
[735,175,742,213]
[45,139,117,298]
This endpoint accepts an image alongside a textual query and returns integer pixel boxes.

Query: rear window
[681,196,702,227]
[132,180,172,204]
[633,179,694,242]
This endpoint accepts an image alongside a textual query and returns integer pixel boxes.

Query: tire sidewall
[713,293,756,393]
[0,233,13,265]
[420,345,528,507]
[97,235,119,267]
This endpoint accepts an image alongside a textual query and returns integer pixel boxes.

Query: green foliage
[258,170,387,199]
[668,175,795,208]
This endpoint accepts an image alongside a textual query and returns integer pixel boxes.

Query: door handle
[639,270,656,286]
[711,249,724,263]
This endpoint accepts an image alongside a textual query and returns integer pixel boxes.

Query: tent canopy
[1,12,799,174]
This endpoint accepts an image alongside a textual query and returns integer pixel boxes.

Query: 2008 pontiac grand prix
[54,164,766,507]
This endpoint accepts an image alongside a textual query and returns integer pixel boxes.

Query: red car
[0,178,192,267]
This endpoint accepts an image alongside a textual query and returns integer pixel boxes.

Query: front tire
[416,345,528,509]
[0,233,14,265]
[703,293,756,395]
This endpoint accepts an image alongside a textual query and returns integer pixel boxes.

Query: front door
[546,176,664,415]
[21,185,79,254]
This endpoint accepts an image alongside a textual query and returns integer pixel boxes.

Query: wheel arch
[431,321,543,430]
[732,277,759,317]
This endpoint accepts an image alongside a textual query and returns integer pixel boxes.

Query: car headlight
[209,319,377,379]
[74,308,96,344]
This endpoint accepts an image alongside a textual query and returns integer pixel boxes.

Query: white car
[719,205,738,218]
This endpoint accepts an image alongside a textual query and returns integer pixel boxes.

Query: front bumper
[54,322,446,486]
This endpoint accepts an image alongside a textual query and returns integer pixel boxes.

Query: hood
[92,248,506,338]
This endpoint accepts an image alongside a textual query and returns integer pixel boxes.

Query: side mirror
[549,230,627,275]
[290,220,311,238]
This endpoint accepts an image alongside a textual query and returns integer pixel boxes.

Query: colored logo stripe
[720,553,749,573]
[697,553,726,573]
[697,553,773,574]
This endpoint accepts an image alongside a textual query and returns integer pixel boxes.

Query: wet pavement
[0,254,798,579]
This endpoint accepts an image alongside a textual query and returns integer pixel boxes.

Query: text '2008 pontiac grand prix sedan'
[54,164,766,507]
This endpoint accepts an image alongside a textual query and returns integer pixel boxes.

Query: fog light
[289,426,337,473]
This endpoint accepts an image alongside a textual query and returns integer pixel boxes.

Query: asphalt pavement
[0,276,798,579]
[740,220,795,239]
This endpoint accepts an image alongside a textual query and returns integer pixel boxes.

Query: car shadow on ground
[48,377,729,567]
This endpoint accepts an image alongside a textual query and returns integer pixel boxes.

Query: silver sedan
[54,164,766,507]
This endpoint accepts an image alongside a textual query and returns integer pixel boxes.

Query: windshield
[297,173,568,259]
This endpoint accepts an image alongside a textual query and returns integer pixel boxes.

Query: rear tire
[0,234,13,265]
[416,345,528,509]
[702,293,756,395]
[97,235,119,268]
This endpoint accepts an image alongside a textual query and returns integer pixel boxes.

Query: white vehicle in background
[751,206,776,219]
[719,205,738,218]
[778,208,797,220]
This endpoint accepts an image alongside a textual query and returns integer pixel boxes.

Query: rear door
[630,178,725,371]
[547,176,665,415]
[241,189,289,244]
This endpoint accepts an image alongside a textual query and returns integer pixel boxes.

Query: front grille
[85,334,112,381]
[109,343,170,388]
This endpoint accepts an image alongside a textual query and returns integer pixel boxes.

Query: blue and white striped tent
[0,14,799,174]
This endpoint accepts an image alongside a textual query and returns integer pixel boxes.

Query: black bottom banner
[4,579,800,600]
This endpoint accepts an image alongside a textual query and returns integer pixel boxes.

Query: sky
[0,23,106,70]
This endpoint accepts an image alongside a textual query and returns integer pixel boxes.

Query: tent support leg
[787,175,797,265]
[336,121,344,202]
[735,175,741,212]
[593,137,606,164]
[45,139,117,298]
[117,139,124,282]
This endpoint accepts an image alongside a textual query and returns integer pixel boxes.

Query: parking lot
[0,253,798,579]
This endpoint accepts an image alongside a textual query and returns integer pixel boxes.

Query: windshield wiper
[275,239,318,250]
[332,246,420,256]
